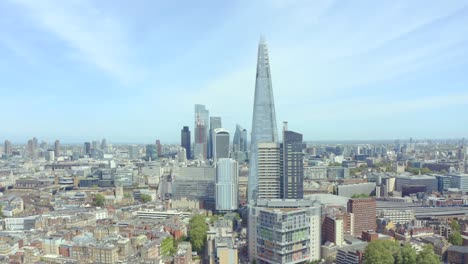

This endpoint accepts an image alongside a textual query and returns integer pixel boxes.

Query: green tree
[449,231,463,246]
[0,206,5,219]
[161,237,176,256]
[395,244,417,264]
[329,162,342,166]
[451,219,461,232]
[416,244,439,264]
[140,194,152,203]
[351,193,370,198]
[94,193,105,207]
[189,214,209,254]
[364,240,400,264]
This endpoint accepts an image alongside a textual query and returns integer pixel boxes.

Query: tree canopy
[160,236,176,256]
[189,214,209,254]
[351,193,370,199]
[415,245,439,264]
[364,240,439,264]
[449,231,463,246]
[140,194,152,203]
[94,193,105,207]
[451,219,461,232]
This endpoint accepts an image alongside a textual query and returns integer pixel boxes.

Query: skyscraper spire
[248,38,278,204]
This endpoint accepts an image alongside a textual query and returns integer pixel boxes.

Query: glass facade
[248,38,278,204]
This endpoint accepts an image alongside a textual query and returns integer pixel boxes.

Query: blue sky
[1,0,468,144]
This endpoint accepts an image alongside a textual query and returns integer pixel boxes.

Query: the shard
[248,38,278,204]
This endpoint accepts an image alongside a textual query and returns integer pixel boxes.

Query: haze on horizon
[1,0,468,144]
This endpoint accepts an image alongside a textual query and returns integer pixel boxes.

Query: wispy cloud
[9,0,143,82]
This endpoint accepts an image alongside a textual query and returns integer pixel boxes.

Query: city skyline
[1,1,468,143]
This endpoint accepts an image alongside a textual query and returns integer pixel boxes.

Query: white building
[215,158,239,212]
[378,209,415,224]
[257,142,281,199]
[249,199,321,263]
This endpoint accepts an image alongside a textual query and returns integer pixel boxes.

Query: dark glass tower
[281,122,305,199]
[248,38,278,204]
[181,126,191,160]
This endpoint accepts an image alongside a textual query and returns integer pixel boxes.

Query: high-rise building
[155,140,162,157]
[249,199,321,263]
[347,198,376,237]
[27,138,38,160]
[248,38,278,204]
[257,142,281,200]
[213,128,230,162]
[322,216,345,246]
[128,145,139,160]
[232,124,248,163]
[177,147,187,163]
[84,142,91,155]
[215,158,238,212]
[194,104,209,161]
[4,140,12,156]
[281,122,305,199]
[181,126,191,160]
[145,145,158,161]
[54,140,60,158]
[209,116,222,160]
[101,138,108,150]
[233,124,247,152]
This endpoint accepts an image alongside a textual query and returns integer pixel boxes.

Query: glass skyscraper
[248,38,278,204]
[194,104,209,160]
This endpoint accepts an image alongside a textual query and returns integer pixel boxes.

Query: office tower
[32,137,38,150]
[215,158,239,212]
[145,144,158,161]
[257,142,281,199]
[347,198,376,237]
[171,167,216,210]
[46,150,55,161]
[155,140,162,157]
[54,140,60,158]
[26,137,38,160]
[213,128,230,162]
[322,215,345,246]
[181,126,191,160]
[232,125,248,163]
[4,140,12,156]
[101,138,108,150]
[177,147,187,163]
[92,140,99,150]
[39,140,48,150]
[281,122,305,199]
[194,104,209,161]
[232,124,248,153]
[249,199,321,263]
[84,142,91,155]
[248,38,278,204]
[128,145,139,159]
[209,116,222,159]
